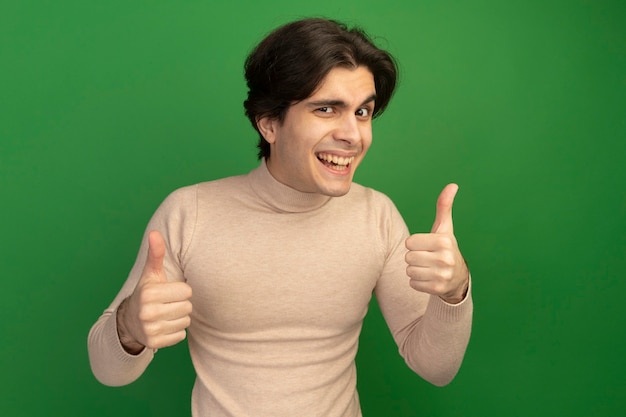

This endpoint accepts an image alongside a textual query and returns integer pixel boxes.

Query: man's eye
[317,107,333,114]
[356,108,371,118]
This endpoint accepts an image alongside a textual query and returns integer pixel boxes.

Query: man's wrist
[440,276,469,305]
[116,298,145,355]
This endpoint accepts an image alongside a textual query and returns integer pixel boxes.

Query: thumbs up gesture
[405,184,469,304]
[116,231,193,354]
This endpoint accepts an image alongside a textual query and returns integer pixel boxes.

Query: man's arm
[389,280,473,386]
[88,231,193,386]
[375,184,473,386]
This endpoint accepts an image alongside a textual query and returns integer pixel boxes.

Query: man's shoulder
[342,182,408,236]
[347,182,397,207]
[171,172,248,196]
[157,172,249,209]
[195,172,249,193]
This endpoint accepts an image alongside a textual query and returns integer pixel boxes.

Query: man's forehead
[307,66,376,103]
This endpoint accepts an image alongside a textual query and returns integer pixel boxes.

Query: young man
[88,18,472,417]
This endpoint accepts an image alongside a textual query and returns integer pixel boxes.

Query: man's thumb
[431,184,458,234]
[142,230,167,281]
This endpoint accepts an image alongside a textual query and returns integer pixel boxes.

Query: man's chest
[182,207,386,333]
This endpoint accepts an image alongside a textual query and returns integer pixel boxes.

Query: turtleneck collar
[247,159,332,213]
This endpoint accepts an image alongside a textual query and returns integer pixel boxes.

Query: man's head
[244,18,398,160]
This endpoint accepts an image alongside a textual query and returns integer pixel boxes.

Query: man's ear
[256,116,278,144]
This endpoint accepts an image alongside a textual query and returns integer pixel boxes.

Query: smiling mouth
[316,152,355,171]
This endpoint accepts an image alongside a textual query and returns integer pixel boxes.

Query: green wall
[2,0,624,416]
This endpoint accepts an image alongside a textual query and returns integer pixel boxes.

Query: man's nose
[334,114,361,145]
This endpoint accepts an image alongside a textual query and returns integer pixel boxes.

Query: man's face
[259,66,376,197]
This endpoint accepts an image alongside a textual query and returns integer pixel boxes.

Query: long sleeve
[87,306,155,386]
[374,195,473,386]
[87,185,198,386]
[391,283,472,386]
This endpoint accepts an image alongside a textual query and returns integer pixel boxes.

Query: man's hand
[405,184,469,304]
[116,230,193,354]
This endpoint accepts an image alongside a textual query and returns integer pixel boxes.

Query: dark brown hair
[243,18,398,159]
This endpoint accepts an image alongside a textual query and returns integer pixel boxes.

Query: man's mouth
[316,152,355,171]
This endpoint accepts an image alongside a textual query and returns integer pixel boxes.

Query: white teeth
[317,153,355,167]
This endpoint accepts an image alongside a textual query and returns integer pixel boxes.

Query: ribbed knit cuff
[103,308,153,364]
[426,277,473,323]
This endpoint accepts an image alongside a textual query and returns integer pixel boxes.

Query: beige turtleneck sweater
[88,161,472,416]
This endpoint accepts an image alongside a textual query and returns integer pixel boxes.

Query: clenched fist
[116,230,193,354]
[405,184,469,304]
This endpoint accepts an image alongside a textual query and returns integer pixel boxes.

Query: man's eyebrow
[360,94,377,107]
[307,94,377,108]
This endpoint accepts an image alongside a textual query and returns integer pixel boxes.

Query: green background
[2,0,624,416]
